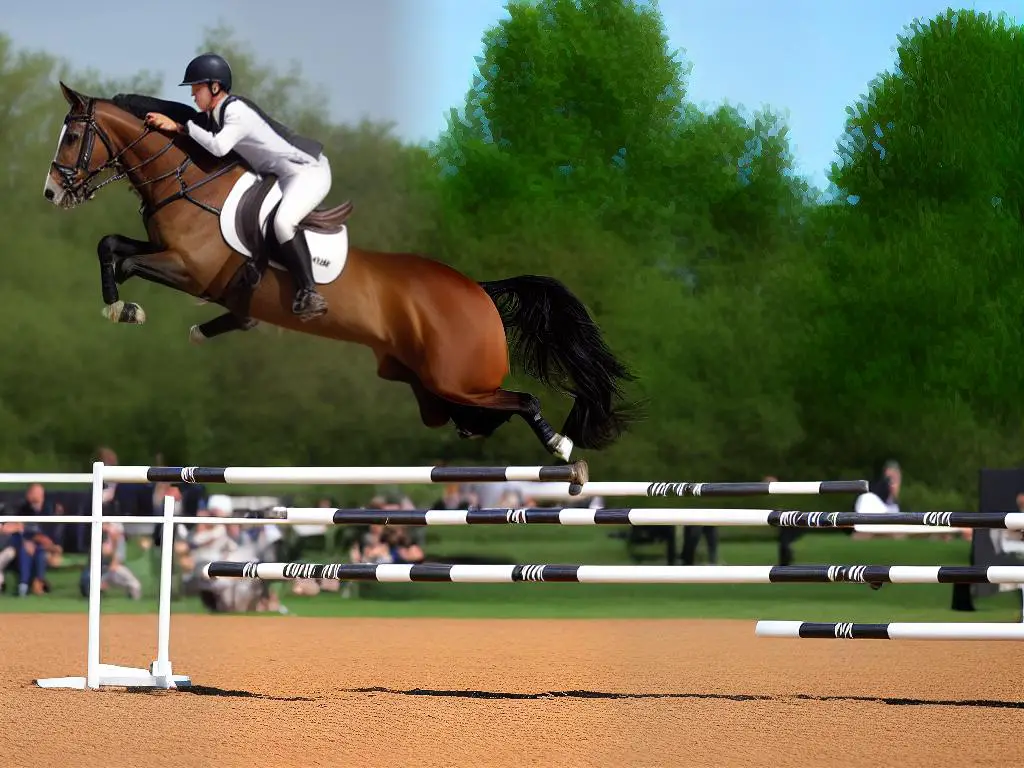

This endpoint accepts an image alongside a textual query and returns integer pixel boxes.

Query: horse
[42,82,641,468]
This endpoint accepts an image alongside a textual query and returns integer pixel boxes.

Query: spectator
[14,484,64,568]
[177,493,239,596]
[80,521,142,600]
[853,460,903,539]
[0,526,16,593]
[681,525,718,565]
[350,523,423,565]
[1,484,59,596]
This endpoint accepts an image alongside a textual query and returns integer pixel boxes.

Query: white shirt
[186,98,318,177]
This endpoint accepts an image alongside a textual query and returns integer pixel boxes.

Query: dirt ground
[1,613,1021,767]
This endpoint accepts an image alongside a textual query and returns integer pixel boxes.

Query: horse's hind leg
[444,388,575,462]
[189,312,259,345]
[377,354,452,428]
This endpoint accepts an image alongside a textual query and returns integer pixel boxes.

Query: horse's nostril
[44,188,55,200]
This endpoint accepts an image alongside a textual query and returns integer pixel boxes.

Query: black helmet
[179,53,232,91]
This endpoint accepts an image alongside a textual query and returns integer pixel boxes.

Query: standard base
[35,663,192,690]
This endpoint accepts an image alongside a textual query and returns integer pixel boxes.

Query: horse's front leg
[97,234,161,324]
[97,235,195,325]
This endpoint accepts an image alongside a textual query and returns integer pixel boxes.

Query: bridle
[52,97,239,217]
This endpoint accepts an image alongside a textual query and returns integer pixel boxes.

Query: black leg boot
[277,231,328,321]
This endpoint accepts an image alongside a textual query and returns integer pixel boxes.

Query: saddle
[229,173,353,291]
[235,174,353,254]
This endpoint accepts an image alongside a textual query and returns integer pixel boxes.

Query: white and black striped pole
[526,480,869,498]
[272,507,1024,529]
[101,461,590,486]
[755,621,1024,641]
[203,562,1024,585]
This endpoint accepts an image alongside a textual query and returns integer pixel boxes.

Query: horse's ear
[59,81,86,109]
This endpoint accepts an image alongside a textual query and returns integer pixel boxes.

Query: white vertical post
[86,461,105,689]
[150,493,175,686]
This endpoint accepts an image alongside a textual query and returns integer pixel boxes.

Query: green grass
[2,526,1020,623]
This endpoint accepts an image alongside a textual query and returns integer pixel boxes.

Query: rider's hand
[145,112,181,133]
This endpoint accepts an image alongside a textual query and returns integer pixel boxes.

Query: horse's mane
[106,92,247,171]
[109,93,200,126]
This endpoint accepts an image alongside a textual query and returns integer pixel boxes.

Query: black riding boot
[277,231,327,321]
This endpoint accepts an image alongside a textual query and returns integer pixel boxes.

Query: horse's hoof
[546,433,574,462]
[188,324,206,344]
[102,301,145,324]
[567,459,589,491]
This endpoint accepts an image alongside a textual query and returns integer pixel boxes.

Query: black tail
[479,275,643,450]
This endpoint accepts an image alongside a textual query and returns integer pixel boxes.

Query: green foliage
[791,9,1024,497]
[830,8,1023,222]
[431,0,691,236]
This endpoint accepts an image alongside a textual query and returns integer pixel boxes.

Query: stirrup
[292,289,327,321]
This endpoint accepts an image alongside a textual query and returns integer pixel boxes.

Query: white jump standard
[36,493,191,690]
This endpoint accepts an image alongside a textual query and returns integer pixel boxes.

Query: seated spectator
[15,483,64,568]
[1,484,62,596]
[350,523,424,565]
[0,527,16,593]
[176,493,239,596]
[176,494,284,613]
[383,526,424,564]
[16,484,67,567]
[79,521,142,600]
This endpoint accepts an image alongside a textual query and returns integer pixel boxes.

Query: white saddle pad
[218,170,348,286]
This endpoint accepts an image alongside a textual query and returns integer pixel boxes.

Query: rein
[55,98,240,218]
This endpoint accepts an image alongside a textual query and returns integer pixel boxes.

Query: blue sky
[3,0,1019,189]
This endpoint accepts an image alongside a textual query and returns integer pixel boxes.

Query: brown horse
[43,82,641,463]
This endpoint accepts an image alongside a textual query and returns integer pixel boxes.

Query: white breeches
[274,153,332,244]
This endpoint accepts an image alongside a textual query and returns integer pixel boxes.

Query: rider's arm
[185,101,246,157]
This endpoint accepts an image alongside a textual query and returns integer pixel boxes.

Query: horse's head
[45,82,228,211]
[44,82,125,208]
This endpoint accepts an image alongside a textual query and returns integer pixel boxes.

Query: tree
[432,0,690,227]
[789,9,1024,493]
[829,8,1024,223]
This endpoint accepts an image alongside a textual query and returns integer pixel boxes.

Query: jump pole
[273,507,1024,529]
[0,473,92,484]
[203,561,1024,585]
[102,461,590,487]
[755,621,1024,641]
[509,480,868,498]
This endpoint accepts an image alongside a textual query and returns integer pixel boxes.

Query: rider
[144,53,330,321]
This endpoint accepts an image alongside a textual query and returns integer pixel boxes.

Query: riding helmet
[179,53,233,91]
